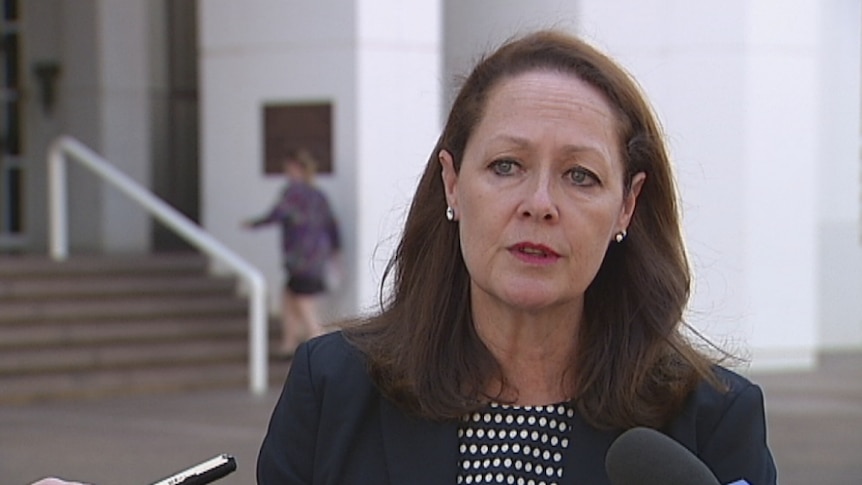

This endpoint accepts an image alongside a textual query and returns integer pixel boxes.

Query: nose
[519,173,559,222]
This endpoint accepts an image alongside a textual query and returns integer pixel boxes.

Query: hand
[30,479,92,485]
[324,252,344,291]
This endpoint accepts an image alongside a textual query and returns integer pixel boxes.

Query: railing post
[248,273,269,395]
[47,137,69,261]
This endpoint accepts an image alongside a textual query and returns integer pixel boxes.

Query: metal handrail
[47,135,269,395]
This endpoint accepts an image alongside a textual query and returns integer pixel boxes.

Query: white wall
[817,0,862,350]
[443,0,580,110]
[354,0,442,312]
[576,0,862,369]
[200,0,360,320]
[742,1,820,368]
[200,0,442,319]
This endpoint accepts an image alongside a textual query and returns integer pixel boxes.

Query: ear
[617,172,646,231]
[439,149,459,214]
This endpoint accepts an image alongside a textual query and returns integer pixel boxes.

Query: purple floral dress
[251,181,340,282]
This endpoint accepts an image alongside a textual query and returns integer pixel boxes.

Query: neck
[473,303,580,406]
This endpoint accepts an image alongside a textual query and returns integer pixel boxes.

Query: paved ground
[753,351,862,485]
[2,352,861,485]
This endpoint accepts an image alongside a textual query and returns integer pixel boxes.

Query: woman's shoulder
[283,331,388,416]
[294,330,372,387]
[710,364,757,391]
[684,365,762,417]
[301,330,361,362]
[663,364,768,446]
[661,367,777,483]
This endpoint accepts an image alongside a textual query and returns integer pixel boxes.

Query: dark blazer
[257,332,777,484]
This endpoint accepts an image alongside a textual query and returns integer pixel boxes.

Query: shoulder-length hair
[345,30,718,429]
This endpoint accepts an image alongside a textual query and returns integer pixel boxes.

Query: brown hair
[345,30,718,428]
[284,149,318,182]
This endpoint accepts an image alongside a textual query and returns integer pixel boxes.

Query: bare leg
[279,290,326,355]
[292,294,325,341]
[279,290,303,353]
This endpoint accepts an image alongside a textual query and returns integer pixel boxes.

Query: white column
[354,0,443,311]
[96,0,154,252]
[58,1,103,250]
[816,0,862,350]
[577,1,826,370]
[51,0,152,253]
[742,1,824,368]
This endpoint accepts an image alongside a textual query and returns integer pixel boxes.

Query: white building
[4,0,860,371]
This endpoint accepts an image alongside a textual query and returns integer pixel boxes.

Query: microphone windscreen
[605,427,720,485]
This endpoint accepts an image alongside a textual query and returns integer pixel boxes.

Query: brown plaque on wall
[263,102,333,174]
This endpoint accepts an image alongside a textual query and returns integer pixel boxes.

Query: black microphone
[605,427,720,485]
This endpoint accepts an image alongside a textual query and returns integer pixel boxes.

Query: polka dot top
[457,402,576,485]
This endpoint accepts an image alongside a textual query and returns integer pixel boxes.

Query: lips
[509,242,560,260]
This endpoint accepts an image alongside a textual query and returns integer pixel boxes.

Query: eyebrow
[491,134,609,161]
[488,134,531,149]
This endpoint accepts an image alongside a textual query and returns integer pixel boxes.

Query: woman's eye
[566,167,599,186]
[490,159,518,175]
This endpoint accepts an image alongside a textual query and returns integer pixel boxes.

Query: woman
[257,30,777,484]
[244,149,341,357]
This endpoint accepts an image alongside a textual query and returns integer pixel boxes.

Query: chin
[497,287,571,313]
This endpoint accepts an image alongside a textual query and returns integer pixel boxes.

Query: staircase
[0,253,287,405]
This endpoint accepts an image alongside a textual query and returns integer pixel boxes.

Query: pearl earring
[614,230,627,243]
[446,206,455,221]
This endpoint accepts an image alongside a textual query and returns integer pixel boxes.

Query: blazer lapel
[379,398,458,484]
[562,414,619,485]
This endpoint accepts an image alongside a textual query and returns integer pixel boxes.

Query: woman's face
[440,70,645,317]
[284,159,306,181]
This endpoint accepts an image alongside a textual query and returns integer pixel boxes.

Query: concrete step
[0,338,248,375]
[0,273,236,301]
[0,359,292,406]
[0,253,209,278]
[0,294,247,324]
[0,252,278,405]
[0,315,247,349]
